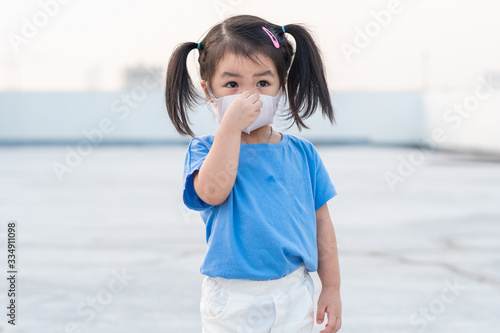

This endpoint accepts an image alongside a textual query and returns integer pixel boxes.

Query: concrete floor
[0,143,499,332]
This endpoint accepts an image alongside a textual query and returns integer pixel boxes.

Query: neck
[241,125,273,144]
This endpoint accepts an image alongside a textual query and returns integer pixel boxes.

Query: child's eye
[224,81,270,88]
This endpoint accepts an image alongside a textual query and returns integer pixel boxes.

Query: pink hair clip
[262,27,280,49]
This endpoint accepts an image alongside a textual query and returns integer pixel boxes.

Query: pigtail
[282,24,335,130]
[165,42,201,137]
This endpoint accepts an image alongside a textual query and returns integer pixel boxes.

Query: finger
[319,316,332,333]
[334,317,342,332]
[328,314,341,333]
[323,309,336,333]
[251,100,263,110]
[325,320,335,333]
[241,90,253,97]
[248,93,261,104]
[316,304,326,325]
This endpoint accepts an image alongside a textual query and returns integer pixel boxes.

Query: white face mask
[208,87,282,134]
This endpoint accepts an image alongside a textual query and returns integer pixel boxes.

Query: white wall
[0,91,425,146]
[422,84,500,155]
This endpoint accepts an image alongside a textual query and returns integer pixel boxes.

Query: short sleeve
[182,137,213,211]
[311,145,338,211]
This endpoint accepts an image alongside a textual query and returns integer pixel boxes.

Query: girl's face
[201,52,282,101]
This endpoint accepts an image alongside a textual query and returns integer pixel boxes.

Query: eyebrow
[221,70,274,78]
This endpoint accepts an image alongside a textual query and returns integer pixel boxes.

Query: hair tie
[282,26,286,33]
[197,43,201,50]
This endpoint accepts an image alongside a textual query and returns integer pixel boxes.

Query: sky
[0,0,499,92]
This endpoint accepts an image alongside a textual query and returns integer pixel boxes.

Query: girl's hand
[220,90,263,132]
[316,286,342,333]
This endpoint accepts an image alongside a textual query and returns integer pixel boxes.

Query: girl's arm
[193,90,263,206]
[193,123,241,206]
[316,203,341,288]
[316,202,342,332]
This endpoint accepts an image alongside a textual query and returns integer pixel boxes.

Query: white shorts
[200,263,315,333]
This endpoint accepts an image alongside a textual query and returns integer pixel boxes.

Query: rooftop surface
[0,143,499,332]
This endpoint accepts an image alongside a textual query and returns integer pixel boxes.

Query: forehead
[214,52,276,77]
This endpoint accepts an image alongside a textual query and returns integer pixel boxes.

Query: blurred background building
[0,1,499,154]
[0,65,498,154]
[0,1,500,154]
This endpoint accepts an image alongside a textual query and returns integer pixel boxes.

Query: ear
[200,80,214,103]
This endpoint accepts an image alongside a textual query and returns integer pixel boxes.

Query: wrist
[218,119,242,137]
[321,284,341,292]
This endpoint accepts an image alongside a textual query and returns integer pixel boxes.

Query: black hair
[165,14,335,137]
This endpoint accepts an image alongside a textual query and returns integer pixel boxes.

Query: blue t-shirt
[182,132,337,280]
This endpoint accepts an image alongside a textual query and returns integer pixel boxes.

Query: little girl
[165,14,341,333]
